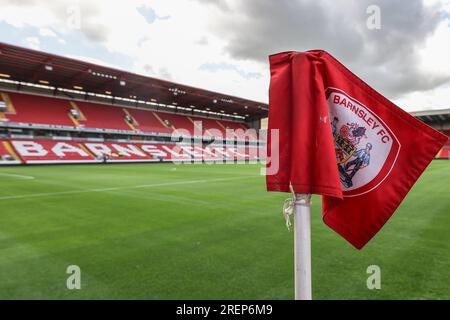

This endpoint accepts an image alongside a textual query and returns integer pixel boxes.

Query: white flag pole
[294,194,312,300]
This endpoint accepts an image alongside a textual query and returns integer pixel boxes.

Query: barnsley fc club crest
[326,88,401,196]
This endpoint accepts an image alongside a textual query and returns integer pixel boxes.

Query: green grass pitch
[0,161,449,299]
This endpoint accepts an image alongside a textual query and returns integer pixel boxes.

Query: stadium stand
[1,88,448,163]
[2,86,449,163]
[0,91,255,139]
[412,110,450,159]
[0,41,448,168]
[0,43,265,165]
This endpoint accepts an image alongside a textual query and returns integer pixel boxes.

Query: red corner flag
[267,50,447,249]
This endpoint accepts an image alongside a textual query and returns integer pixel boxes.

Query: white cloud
[394,83,450,111]
[0,0,449,111]
[0,0,268,102]
[0,4,58,28]
[418,19,450,79]
[24,36,40,50]
[126,0,267,101]
[39,28,57,38]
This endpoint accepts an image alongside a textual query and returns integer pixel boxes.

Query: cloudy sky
[0,0,449,112]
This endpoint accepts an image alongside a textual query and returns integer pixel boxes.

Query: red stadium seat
[126,109,172,134]
[190,116,226,137]
[156,112,196,135]
[0,92,256,139]
[219,119,257,140]
[5,92,75,126]
[75,101,131,131]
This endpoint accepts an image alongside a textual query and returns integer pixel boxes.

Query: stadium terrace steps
[0,139,260,165]
[191,117,225,136]
[0,92,16,120]
[127,109,172,134]
[220,119,257,140]
[158,112,196,135]
[0,140,21,164]
[67,101,87,126]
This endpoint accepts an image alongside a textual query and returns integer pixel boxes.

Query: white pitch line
[0,175,259,201]
[0,173,35,180]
